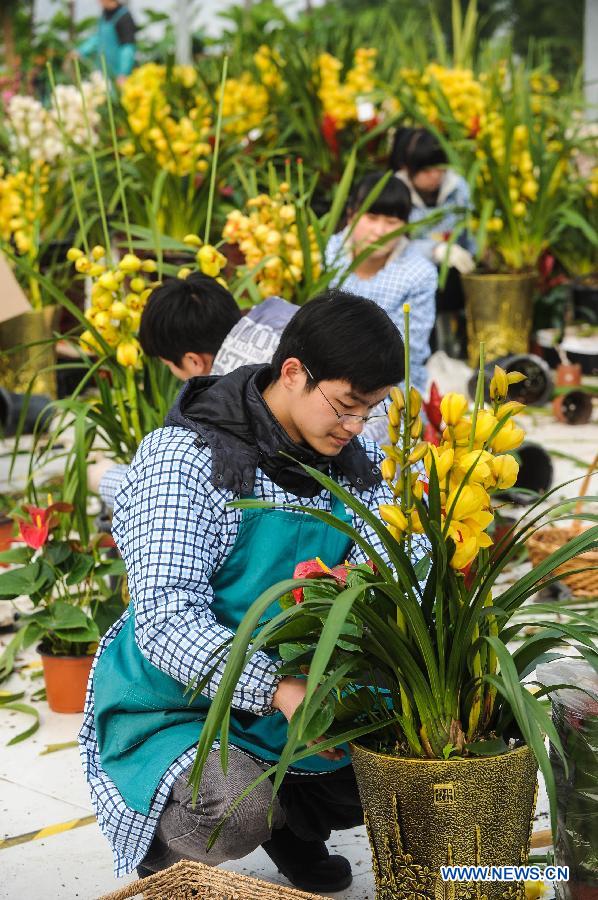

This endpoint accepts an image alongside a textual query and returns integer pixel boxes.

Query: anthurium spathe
[17,502,73,550]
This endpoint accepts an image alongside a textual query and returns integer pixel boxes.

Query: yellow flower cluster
[254,44,284,94]
[177,234,228,282]
[477,118,539,224]
[0,165,48,255]
[67,247,158,367]
[399,63,485,135]
[589,167,598,200]
[222,184,321,300]
[316,48,377,128]
[120,64,212,176]
[380,364,526,571]
[217,74,270,136]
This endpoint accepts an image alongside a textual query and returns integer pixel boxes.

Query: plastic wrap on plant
[538,660,598,900]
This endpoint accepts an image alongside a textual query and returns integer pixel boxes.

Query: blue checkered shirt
[79,425,428,876]
[325,233,437,396]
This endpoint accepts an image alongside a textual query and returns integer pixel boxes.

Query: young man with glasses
[80,290,421,893]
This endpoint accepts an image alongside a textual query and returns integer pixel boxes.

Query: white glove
[432,241,475,275]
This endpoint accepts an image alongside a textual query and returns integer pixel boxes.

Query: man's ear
[183,352,214,376]
[278,357,306,391]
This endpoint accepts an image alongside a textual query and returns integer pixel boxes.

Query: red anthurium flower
[17,502,73,550]
[424,382,443,430]
[292,558,330,603]
[18,515,50,549]
[321,114,340,157]
[469,115,481,138]
[424,422,440,446]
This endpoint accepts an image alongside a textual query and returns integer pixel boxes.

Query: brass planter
[0,306,60,398]
[461,272,536,368]
[350,742,538,900]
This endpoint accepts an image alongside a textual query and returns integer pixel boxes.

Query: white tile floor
[1,398,596,900]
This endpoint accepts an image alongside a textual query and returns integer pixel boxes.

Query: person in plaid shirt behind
[79,290,427,893]
[325,171,437,399]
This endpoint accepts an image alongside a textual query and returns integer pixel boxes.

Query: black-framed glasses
[303,365,386,425]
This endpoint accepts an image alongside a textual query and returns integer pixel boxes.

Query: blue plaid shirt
[325,233,437,396]
[79,425,427,876]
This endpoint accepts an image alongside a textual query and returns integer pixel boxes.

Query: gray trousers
[142,749,285,871]
[142,748,363,872]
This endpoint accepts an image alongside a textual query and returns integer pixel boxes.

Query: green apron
[94,495,353,815]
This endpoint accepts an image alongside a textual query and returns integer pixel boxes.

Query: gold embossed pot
[0,306,60,398]
[461,272,536,368]
[350,742,538,900]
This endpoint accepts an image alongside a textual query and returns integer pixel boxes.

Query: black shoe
[136,865,152,879]
[262,824,352,893]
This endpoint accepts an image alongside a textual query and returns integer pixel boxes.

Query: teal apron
[96,6,132,78]
[94,495,353,815]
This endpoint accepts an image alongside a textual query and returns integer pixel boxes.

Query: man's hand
[272,676,345,761]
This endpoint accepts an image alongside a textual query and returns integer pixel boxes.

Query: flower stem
[73,58,112,260]
[468,340,486,452]
[204,56,228,245]
[101,57,133,254]
[46,63,89,253]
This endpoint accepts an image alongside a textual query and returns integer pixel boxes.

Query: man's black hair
[390,127,447,175]
[349,171,412,222]
[139,272,241,365]
[271,290,405,393]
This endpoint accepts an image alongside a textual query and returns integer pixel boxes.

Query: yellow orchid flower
[491,454,519,489]
[116,340,140,368]
[381,458,396,481]
[425,445,454,481]
[450,534,479,570]
[440,392,468,426]
[379,505,408,531]
[473,409,498,443]
[491,421,525,453]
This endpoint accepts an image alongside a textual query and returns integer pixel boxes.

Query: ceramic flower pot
[41,652,94,714]
[0,306,60,398]
[461,273,537,368]
[350,742,538,900]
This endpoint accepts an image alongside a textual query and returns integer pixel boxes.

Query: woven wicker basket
[526,452,598,598]
[99,859,333,900]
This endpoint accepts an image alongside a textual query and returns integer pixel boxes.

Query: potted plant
[458,64,589,366]
[0,498,125,712]
[187,316,598,899]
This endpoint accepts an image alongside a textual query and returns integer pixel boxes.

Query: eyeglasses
[303,365,386,425]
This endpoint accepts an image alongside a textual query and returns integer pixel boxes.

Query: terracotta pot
[552,391,593,425]
[461,272,537,368]
[0,517,13,568]
[351,742,538,900]
[41,652,94,714]
[555,363,583,387]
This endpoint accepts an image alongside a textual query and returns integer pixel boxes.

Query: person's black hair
[348,171,412,222]
[271,289,404,393]
[390,127,447,175]
[139,272,241,364]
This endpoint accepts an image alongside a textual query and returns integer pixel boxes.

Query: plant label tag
[433,783,455,805]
